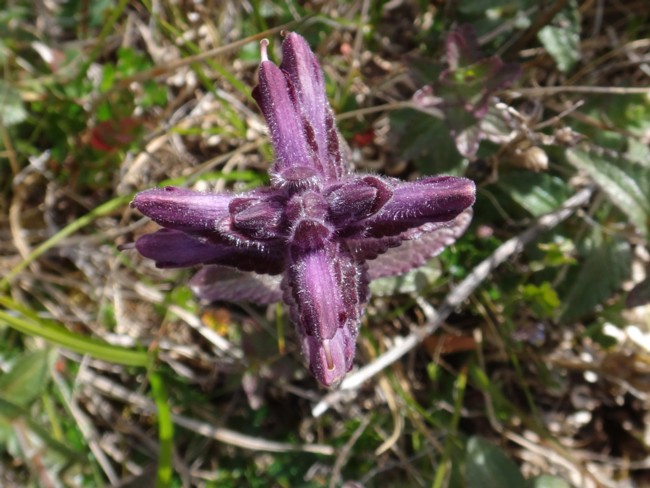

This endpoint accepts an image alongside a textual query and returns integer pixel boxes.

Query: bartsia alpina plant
[128,33,476,387]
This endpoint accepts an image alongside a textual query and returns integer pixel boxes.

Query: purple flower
[129,33,476,387]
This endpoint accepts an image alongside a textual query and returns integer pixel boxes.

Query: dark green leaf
[498,171,572,217]
[582,323,618,349]
[466,436,527,488]
[390,109,465,175]
[566,147,650,236]
[559,234,631,323]
[538,0,581,72]
[0,350,50,408]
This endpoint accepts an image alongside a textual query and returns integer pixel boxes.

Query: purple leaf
[190,265,282,303]
[367,209,473,280]
[446,24,481,69]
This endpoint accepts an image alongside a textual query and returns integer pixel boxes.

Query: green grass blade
[149,371,174,487]
[432,367,467,488]
[0,309,149,367]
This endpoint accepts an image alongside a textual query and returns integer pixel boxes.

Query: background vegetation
[1,1,650,486]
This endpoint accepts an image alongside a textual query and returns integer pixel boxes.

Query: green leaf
[538,0,581,72]
[527,474,571,488]
[390,109,465,175]
[537,239,577,267]
[566,147,650,236]
[466,436,527,488]
[0,397,83,460]
[498,171,572,217]
[558,233,632,323]
[140,81,168,107]
[521,282,561,319]
[370,260,442,297]
[100,63,116,92]
[0,350,50,408]
[582,323,618,349]
[626,138,650,165]
[0,80,28,126]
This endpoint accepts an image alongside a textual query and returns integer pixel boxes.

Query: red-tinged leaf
[86,117,142,152]
[352,129,375,147]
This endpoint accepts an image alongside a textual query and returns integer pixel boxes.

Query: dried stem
[506,85,650,97]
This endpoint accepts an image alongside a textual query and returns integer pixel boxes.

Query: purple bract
[129,32,476,387]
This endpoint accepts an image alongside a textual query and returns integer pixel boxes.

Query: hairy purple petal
[136,229,231,268]
[271,165,322,194]
[136,229,285,274]
[362,176,476,237]
[291,219,333,250]
[285,189,328,221]
[132,187,232,232]
[326,179,376,221]
[283,241,367,387]
[285,190,336,250]
[229,191,288,240]
[190,265,282,303]
[252,47,314,181]
[367,209,473,280]
[280,33,349,181]
[301,326,355,388]
[280,33,327,139]
[325,175,393,227]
